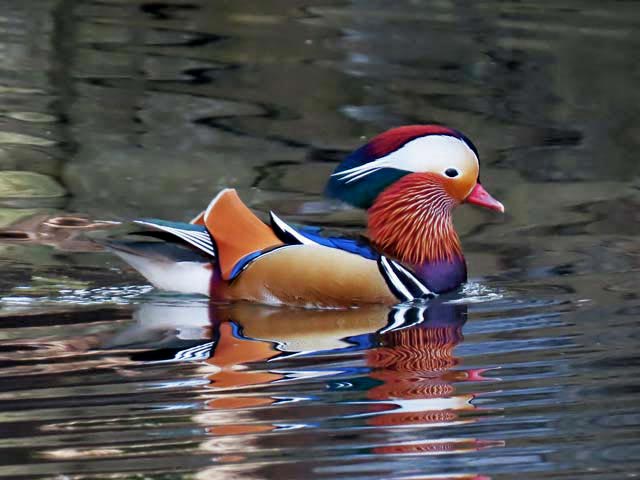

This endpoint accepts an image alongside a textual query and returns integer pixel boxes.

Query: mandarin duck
[105,125,504,307]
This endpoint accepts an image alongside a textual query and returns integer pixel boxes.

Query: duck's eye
[444,168,460,178]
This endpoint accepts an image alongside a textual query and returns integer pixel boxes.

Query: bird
[103,125,504,308]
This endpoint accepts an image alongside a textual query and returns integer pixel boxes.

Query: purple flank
[413,256,467,294]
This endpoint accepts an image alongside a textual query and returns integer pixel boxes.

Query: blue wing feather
[293,226,379,260]
[269,212,379,260]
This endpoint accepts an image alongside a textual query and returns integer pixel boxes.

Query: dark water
[0,1,639,479]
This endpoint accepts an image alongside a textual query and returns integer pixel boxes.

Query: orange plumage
[368,173,463,265]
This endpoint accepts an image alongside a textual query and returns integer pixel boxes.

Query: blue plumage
[293,226,379,260]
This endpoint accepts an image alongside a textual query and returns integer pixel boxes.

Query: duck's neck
[367,173,466,292]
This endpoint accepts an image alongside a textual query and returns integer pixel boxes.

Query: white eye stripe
[332,158,394,181]
[344,167,383,184]
[332,135,478,184]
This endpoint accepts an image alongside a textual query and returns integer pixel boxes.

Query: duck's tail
[95,220,216,296]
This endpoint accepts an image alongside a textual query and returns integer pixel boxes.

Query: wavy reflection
[367,306,478,420]
[111,299,502,478]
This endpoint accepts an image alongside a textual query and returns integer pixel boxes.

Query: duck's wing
[132,219,216,257]
[121,190,282,282]
[202,189,285,280]
[98,221,215,296]
[269,212,378,260]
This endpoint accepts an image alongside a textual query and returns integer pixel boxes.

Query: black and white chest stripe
[377,256,434,302]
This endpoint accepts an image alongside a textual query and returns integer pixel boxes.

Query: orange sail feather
[203,189,283,280]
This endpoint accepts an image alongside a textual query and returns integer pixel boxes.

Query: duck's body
[114,189,398,307]
[212,243,396,306]
[107,125,503,307]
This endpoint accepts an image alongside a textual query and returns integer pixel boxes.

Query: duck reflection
[341,302,500,457]
[110,299,501,477]
[364,303,485,432]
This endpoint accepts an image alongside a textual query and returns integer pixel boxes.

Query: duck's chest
[413,257,467,294]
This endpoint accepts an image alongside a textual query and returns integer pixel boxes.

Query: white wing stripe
[172,232,214,253]
[134,221,216,257]
[161,227,211,249]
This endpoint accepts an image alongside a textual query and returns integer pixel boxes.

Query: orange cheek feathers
[442,169,478,203]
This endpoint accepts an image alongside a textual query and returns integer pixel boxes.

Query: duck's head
[326,125,503,267]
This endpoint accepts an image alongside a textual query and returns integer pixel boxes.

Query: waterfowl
[106,125,504,307]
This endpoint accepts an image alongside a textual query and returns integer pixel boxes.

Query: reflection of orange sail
[206,322,281,390]
[217,303,389,352]
[200,322,281,437]
[197,306,390,442]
